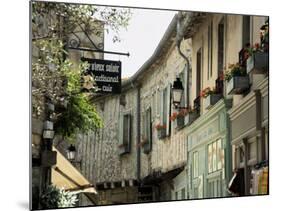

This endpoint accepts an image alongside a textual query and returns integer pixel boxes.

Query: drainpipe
[176,12,191,107]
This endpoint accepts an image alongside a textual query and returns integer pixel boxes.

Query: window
[242,16,251,47]
[181,188,186,199]
[118,113,132,155]
[208,21,213,79]
[143,107,152,154]
[196,48,202,97]
[193,151,199,178]
[208,139,223,174]
[175,191,178,200]
[208,178,221,197]
[179,71,185,108]
[217,18,224,76]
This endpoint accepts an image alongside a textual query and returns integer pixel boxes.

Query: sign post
[81,58,122,94]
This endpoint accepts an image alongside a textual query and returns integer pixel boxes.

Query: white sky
[104,8,176,78]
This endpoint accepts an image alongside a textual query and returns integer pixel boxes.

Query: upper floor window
[217,18,225,76]
[208,21,213,79]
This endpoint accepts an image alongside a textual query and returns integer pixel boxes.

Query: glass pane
[248,141,257,160]
[217,139,222,170]
[208,144,213,173]
[181,188,185,199]
[212,142,217,171]
[193,152,198,178]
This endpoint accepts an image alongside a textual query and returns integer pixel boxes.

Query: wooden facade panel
[231,105,256,141]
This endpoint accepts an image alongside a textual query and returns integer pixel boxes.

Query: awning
[141,165,185,185]
[51,147,97,194]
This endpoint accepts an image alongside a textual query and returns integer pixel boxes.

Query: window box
[176,115,185,129]
[157,128,166,139]
[205,94,222,110]
[186,112,199,125]
[247,52,269,74]
[226,76,250,95]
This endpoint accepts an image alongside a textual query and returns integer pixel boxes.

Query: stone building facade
[73,11,269,204]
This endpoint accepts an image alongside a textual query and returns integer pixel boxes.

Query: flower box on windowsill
[186,112,199,125]
[205,94,222,110]
[247,52,269,74]
[226,76,250,95]
[157,128,166,139]
[176,115,185,129]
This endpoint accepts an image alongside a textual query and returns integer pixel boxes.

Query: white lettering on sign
[106,64,120,73]
[94,75,119,83]
[91,63,105,71]
[102,85,112,92]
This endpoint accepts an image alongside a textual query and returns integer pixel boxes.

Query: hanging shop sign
[81,57,121,94]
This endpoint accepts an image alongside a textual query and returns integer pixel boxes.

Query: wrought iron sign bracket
[67,23,130,57]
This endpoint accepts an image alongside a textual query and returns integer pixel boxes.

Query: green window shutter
[119,113,131,155]
[119,113,124,146]
[160,90,164,125]
[166,85,171,136]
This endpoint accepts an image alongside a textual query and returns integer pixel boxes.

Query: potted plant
[200,87,222,109]
[185,107,199,125]
[225,63,249,95]
[176,108,188,128]
[155,124,166,139]
[246,43,269,74]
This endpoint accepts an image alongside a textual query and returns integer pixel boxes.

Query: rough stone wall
[139,39,192,177]
[76,88,138,185]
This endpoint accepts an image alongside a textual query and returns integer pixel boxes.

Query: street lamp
[67,144,76,161]
[172,77,184,109]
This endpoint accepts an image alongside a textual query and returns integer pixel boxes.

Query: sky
[104,8,176,78]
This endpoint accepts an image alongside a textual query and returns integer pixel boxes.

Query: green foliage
[40,185,78,209]
[225,63,247,82]
[32,1,131,140]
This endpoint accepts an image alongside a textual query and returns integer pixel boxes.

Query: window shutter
[119,113,124,146]
[125,114,131,153]
[160,90,164,125]
[143,108,152,154]
[166,85,171,136]
[119,113,131,155]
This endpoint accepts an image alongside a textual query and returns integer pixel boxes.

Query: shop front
[187,99,232,199]
[228,78,269,196]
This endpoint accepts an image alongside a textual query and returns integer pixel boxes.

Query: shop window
[193,151,199,178]
[208,178,222,198]
[143,107,152,154]
[181,188,186,199]
[208,139,223,174]
[248,141,257,162]
[265,130,269,160]
[118,113,132,155]
[239,146,245,166]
